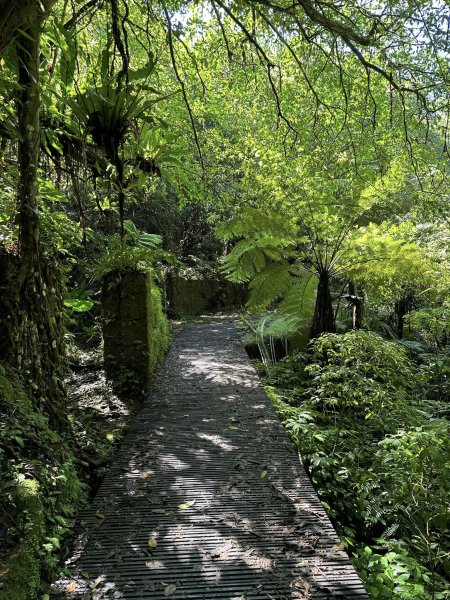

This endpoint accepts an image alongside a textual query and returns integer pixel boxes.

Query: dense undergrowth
[261,330,449,599]
[0,365,84,600]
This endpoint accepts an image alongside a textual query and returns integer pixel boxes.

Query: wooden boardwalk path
[52,323,368,599]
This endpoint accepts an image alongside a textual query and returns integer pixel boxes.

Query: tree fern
[217,207,296,284]
[220,235,295,282]
[218,208,318,339]
[216,206,296,241]
[278,271,317,322]
[246,263,292,311]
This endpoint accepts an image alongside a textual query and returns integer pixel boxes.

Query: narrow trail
[52,322,368,599]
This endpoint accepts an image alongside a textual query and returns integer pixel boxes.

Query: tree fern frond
[216,206,296,241]
[247,263,292,312]
[382,522,400,539]
[220,236,294,282]
[279,271,318,321]
[262,313,304,339]
[221,245,266,282]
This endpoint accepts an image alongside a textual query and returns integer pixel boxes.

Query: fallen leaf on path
[178,500,195,509]
[148,537,158,548]
[146,560,164,569]
[164,583,177,595]
[66,581,78,593]
[89,576,104,590]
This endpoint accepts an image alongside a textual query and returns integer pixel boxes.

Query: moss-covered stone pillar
[102,270,159,393]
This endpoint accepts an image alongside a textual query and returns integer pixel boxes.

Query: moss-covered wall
[167,275,247,317]
[102,270,169,393]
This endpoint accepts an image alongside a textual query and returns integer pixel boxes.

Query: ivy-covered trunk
[309,270,336,339]
[2,18,68,429]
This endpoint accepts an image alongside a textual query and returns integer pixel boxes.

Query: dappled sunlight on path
[51,323,367,599]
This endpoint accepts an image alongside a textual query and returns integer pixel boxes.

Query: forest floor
[65,348,137,497]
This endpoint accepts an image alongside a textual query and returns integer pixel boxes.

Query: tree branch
[162,3,204,171]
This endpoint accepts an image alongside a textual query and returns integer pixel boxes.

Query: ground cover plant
[261,331,449,598]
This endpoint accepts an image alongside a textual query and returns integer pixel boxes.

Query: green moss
[0,480,45,600]
[0,366,85,599]
[148,284,169,377]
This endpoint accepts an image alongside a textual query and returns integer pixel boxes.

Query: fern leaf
[247,263,292,312]
[262,313,303,339]
[279,271,317,320]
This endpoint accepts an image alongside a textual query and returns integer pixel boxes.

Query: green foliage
[304,331,417,425]
[0,366,84,597]
[127,126,185,176]
[93,241,159,279]
[346,223,436,303]
[64,298,94,313]
[123,219,162,248]
[353,545,437,599]
[406,307,450,350]
[417,352,450,407]
[0,185,16,245]
[38,179,85,255]
[264,331,450,598]
[67,80,158,160]
[379,424,450,577]
[91,220,175,280]
[238,313,290,367]
[0,479,45,600]
[217,208,296,284]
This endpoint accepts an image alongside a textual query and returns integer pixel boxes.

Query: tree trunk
[395,289,414,339]
[2,19,68,429]
[348,280,364,330]
[0,0,57,53]
[309,270,336,339]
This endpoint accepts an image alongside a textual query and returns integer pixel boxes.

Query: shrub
[264,330,449,597]
[377,423,450,584]
[353,545,436,599]
[304,330,418,429]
